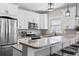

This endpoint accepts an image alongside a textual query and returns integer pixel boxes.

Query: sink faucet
[53,31,56,36]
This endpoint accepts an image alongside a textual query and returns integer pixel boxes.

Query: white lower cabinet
[35,47,50,56]
[22,42,62,56]
[22,45,50,56]
[51,42,62,54]
[13,47,22,56]
[12,44,23,56]
[12,42,62,56]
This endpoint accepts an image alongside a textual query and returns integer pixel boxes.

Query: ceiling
[13,3,75,13]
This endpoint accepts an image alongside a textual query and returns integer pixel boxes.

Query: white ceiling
[18,3,65,11]
[14,3,75,13]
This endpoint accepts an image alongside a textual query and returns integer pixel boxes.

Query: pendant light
[48,3,54,11]
[65,3,70,16]
[75,3,79,20]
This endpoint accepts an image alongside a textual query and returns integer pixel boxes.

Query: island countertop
[20,36,62,49]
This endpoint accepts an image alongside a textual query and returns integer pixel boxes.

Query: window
[50,17,62,33]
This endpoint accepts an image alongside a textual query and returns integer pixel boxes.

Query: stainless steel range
[0,16,17,46]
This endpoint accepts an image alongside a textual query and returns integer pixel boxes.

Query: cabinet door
[37,15,40,29]
[44,14,48,29]
[39,14,44,29]
[13,48,22,56]
[39,14,48,29]
[27,11,34,23]
[27,12,40,29]
[28,15,33,22]
[51,42,62,54]
[33,13,39,29]
[19,16,28,29]
[17,9,28,29]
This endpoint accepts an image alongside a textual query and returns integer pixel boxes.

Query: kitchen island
[20,36,62,56]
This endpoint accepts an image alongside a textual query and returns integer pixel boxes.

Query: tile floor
[0,46,13,56]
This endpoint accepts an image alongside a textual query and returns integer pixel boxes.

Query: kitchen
[0,3,79,56]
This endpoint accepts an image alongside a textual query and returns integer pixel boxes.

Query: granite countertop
[12,34,78,51]
[20,36,62,49]
[12,44,22,52]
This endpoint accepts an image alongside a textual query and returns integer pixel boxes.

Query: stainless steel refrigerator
[0,16,17,46]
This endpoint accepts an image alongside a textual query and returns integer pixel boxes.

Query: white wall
[48,4,78,33]
[61,6,76,29]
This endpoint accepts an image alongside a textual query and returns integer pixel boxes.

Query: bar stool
[69,38,78,51]
[50,53,61,56]
[71,38,79,48]
[61,40,78,56]
[50,37,78,56]
[51,40,76,56]
[61,47,77,55]
[60,31,78,56]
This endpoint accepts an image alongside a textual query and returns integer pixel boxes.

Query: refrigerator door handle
[5,19,6,44]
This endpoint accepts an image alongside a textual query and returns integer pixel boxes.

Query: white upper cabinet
[39,14,48,29]
[31,13,39,29]
[17,9,40,29]
[17,9,29,29]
